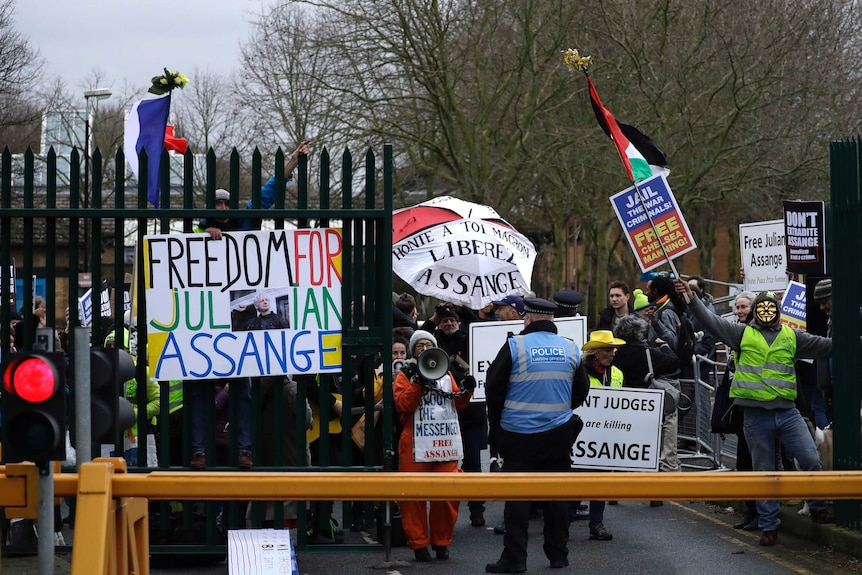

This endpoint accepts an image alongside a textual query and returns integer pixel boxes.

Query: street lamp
[82,88,111,272]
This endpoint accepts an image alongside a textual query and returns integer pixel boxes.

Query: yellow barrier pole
[71,459,124,575]
[115,497,149,575]
[0,463,39,518]
[52,470,862,502]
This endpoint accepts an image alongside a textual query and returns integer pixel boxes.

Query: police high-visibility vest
[502,331,580,434]
[588,365,623,388]
[732,325,797,402]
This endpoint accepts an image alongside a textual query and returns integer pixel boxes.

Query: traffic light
[89,347,136,445]
[1,352,67,463]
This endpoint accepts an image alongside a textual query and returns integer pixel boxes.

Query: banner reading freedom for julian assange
[143,228,343,381]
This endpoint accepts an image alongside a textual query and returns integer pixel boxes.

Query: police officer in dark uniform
[552,289,583,318]
[485,298,589,573]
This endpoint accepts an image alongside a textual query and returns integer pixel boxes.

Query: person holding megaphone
[394,330,475,563]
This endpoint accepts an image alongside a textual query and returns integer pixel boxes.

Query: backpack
[657,304,696,368]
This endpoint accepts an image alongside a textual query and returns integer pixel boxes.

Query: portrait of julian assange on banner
[142,228,343,381]
[782,200,826,276]
[609,174,696,273]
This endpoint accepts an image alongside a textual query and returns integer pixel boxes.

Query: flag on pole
[164,125,188,154]
[123,69,189,207]
[124,93,171,207]
[587,75,666,182]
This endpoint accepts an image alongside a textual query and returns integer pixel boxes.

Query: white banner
[143,228,343,381]
[469,316,587,402]
[572,386,664,472]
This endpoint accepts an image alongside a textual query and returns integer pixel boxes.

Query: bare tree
[237,0,862,307]
[0,0,44,146]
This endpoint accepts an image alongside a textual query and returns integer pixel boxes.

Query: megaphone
[392,359,405,375]
[416,347,450,382]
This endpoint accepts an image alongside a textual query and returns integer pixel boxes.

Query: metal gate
[830,137,862,530]
[0,144,395,556]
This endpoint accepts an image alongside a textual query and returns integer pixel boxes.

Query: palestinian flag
[587,75,667,182]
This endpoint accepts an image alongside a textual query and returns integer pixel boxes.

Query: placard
[143,229,343,381]
[780,280,807,331]
[572,386,663,472]
[469,316,587,401]
[739,219,788,292]
[610,174,697,272]
[783,200,826,275]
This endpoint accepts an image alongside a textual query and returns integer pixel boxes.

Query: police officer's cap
[523,297,558,315]
[553,290,583,309]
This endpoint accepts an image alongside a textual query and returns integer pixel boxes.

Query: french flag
[124,93,171,207]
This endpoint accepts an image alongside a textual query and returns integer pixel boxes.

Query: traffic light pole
[37,464,54,575]
[73,327,92,464]
[35,328,55,575]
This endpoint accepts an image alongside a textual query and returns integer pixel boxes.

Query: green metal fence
[829,137,862,530]
[0,144,395,556]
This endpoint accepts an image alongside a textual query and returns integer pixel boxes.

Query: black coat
[613,341,680,389]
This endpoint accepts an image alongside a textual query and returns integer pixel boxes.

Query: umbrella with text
[392,196,536,309]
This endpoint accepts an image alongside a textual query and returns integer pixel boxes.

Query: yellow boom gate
[3,460,862,575]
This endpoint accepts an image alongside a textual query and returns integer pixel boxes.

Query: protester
[392,292,419,336]
[723,290,759,530]
[485,298,589,573]
[395,330,473,562]
[493,295,525,322]
[580,330,626,541]
[676,280,834,546]
[643,275,686,501]
[196,139,310,238]
[811,279,833,429]
[597,281,635,331]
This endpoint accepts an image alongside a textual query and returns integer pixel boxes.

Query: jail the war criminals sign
[572,387,663,472]
[610,174,696,273]
[143,229,343,381]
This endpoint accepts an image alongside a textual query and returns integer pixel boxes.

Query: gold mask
[754,300,779,326]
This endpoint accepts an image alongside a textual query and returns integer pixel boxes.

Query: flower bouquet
[148,68,190,95]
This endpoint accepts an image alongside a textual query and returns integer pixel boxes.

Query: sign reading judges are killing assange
[143,229,343,381]
[610,174,697,273]
[572,387,664,472]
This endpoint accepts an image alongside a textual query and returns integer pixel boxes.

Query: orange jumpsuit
[394,369,471,550]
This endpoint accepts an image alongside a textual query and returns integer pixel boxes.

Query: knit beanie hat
[632,288,650,311]
[813,279,832,302]
[409,330,437,354]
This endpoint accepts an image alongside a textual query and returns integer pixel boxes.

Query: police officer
[485,298,589,573]
[552,289,583,318]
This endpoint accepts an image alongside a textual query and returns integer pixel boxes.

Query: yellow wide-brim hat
[582,330,626,350]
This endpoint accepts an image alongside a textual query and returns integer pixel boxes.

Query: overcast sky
[15,0,270,100]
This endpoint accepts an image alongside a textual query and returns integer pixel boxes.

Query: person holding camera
[485,298,590,573]
[394,330,475,563]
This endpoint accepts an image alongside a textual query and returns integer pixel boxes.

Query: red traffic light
[1,352,66,463]
[3,355,59,402]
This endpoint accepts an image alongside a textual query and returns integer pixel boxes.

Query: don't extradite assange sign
[143,229,343,380]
